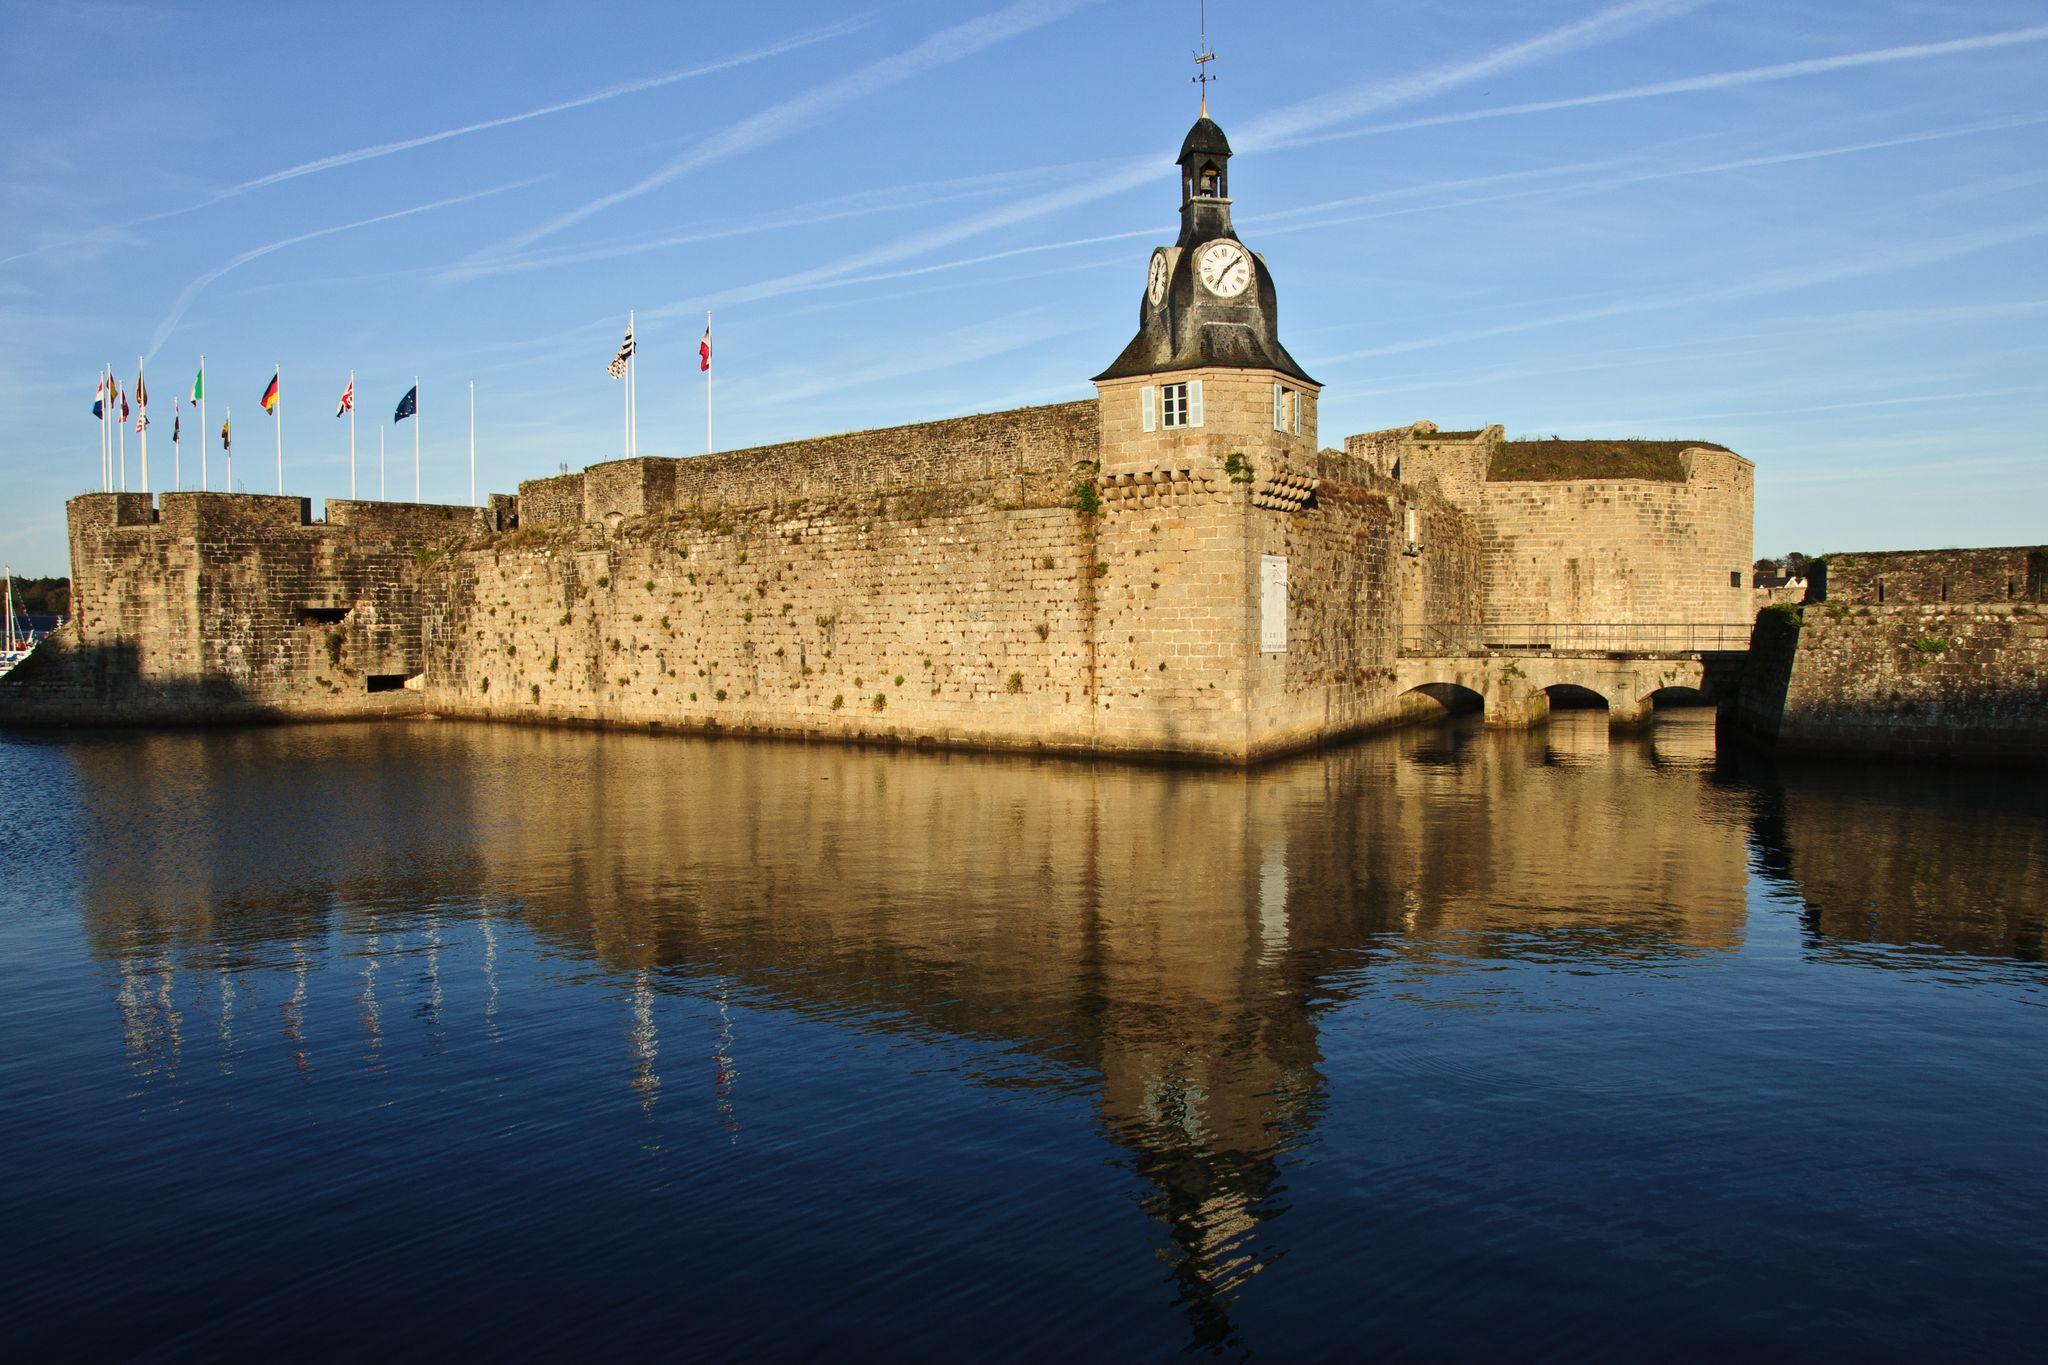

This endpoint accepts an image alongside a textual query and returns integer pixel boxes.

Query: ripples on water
[0,712,2043,1359]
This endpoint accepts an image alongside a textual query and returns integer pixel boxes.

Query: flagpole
[349,369,357,499]
[628,309,637,461]
[275,364,284,495]
[99,367,109,492]
[118,388,126,492]
[198,356,207,493]
[225,406,233,493]
[706,309,713,456]
[413,375,421,503]
[174,398,182,491]
[380,427,386,501]
[137,357,148,495]
[468,379,475,507]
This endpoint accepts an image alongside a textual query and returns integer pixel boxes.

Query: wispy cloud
[447,164,1108,282]
[450,0,1105,278]
[0,21,861,269]
[671,0,1699,312]
[146,182,529,360]
[1311,214,2048,367]
[1258,113,2048,238]
[1283,23,2048,152]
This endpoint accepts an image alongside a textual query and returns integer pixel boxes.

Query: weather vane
[1192,0,1217,115]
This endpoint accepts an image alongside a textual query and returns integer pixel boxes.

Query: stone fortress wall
[1347,422,1754,637]
[1739,545,2047,764]
[6,491,488,723]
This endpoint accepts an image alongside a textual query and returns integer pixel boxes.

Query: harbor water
[1,714,2043,1359]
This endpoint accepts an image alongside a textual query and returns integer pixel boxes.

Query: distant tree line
[1753,553,1814,584]
[9,577,70,616]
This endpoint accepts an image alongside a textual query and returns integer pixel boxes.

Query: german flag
[260,371,280,414]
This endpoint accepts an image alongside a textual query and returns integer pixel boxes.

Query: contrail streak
[449,0,1105,276]
[146,182,528,360]
[1281,23,2048,152]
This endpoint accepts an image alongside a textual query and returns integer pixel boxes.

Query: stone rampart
[1824,546,2044,606]
[1350,424,1752,632]
[0,491,479,724]
[1739,602,2048,764]
[425,427,1482,762]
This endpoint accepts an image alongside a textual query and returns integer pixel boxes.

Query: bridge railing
[1399,622,1753,654]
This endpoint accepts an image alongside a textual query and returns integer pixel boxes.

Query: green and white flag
[191,363,203,403]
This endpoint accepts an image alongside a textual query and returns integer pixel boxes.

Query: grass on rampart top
[1486,438,1729,482]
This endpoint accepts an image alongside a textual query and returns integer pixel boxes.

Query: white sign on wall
[1260,554,1288,653]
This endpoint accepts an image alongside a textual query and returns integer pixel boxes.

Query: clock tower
[1094,105,1319,481]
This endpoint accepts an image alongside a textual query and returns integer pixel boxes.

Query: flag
[135,369,148,431]
[192,364,203,403]
[119,385,129,422]
[394,386,417,423]
[92,376,105,419]
[608,321,634,378]
[336,377,354,418]
[221,414,231,450]
[699,323,712,372]
[173,403,181,445]
[260,371,280,415]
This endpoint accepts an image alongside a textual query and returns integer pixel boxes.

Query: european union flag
[394,386,417,423]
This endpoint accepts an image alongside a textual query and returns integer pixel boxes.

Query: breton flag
[92,375,105,419]
[260,371,280,415]
[699,321,712,372]
[135,369,149,431]
[336,376,354,418]
[394,385,417,423]
[608,320,634,378]
[173,404,181,445]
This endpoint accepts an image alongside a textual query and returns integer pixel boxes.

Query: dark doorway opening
[366,674,408,693]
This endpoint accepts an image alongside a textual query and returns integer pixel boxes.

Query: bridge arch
[1543,682,1610,712]
[1403,681,1483,718]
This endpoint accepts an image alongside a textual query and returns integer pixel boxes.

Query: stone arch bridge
[1396,622,1751,727]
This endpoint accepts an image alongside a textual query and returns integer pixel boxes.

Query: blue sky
[3,0,2044,574]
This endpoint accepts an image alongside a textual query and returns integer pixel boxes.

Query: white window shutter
[1189,379,1204,428]
[1141,385,1156,433]
[1273,383,1285,431]
[1294,391,1302,436]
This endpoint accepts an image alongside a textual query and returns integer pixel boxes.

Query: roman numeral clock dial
[1147,252,1169,307]
[1196,240,1251,298]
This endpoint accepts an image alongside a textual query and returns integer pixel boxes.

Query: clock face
[1196,240,1251,298]
[1146,252,1169,307]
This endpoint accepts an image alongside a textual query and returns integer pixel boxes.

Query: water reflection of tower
[359,928,384,1075]
[281,937,310,1079]
[627,967,660,1113]
[712,980,740,1144]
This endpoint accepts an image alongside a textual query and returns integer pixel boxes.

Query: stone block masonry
[1740,601,2048,764]
[1823,546,2044,606]
[2,491,486,724]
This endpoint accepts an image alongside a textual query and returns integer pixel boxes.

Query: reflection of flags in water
[608,321,634,378]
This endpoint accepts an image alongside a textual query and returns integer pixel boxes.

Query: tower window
[1198,164,1221,197]
[1273,384,1304,435]
[1160,381,1203,429]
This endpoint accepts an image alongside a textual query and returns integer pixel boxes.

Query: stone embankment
[1740,546,2047,765]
